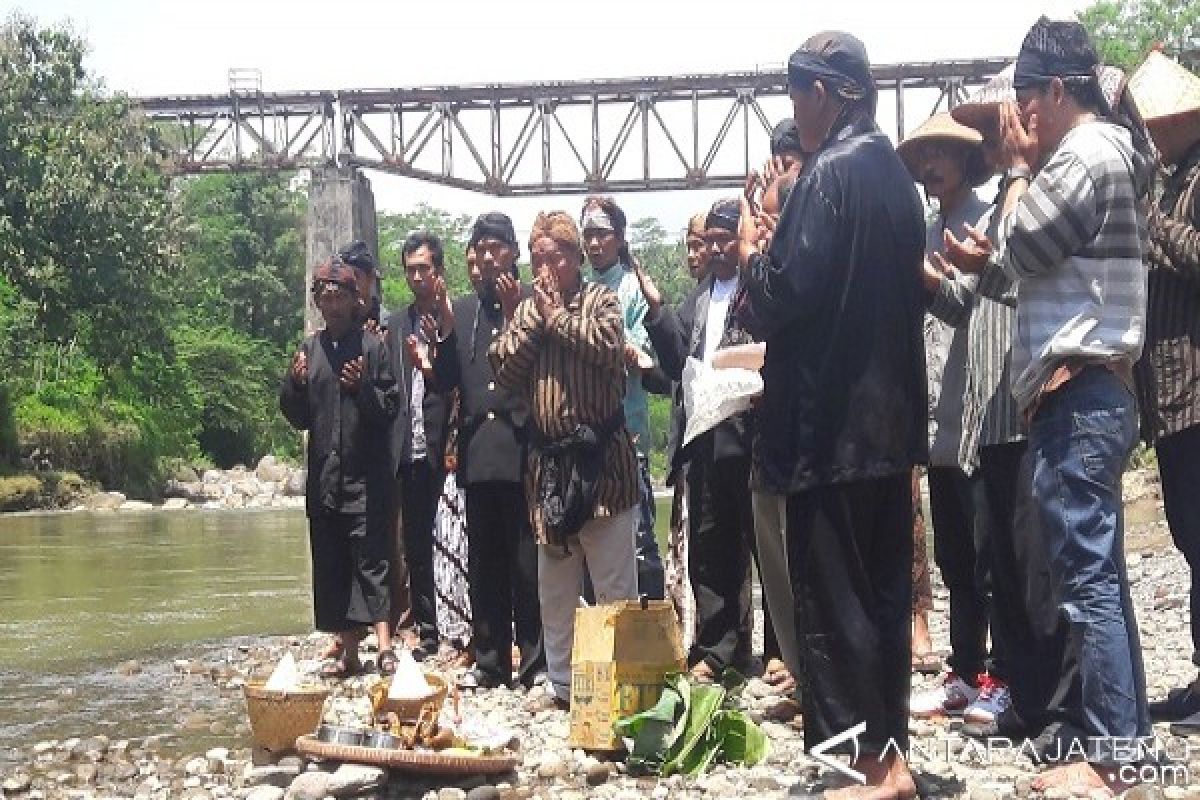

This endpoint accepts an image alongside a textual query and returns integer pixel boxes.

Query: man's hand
[339,356,363,394]
[533,273,563,322]
[496,272,521,322]
[998,102,1038,173]
[406,334,434,374]
[290,350,308,385]
[632,257,663,316]
[738,194,762,269]
[942,222,994,274]
[432,275,455,337]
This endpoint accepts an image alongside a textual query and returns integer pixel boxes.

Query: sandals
[320,655,363,679]
[377,649,398,676]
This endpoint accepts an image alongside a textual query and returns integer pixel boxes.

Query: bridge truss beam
[137,58,1009,195]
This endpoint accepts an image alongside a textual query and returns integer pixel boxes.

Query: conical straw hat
[1129,50,1200,123]
[952,63,1127,134]
[897,112,992,186]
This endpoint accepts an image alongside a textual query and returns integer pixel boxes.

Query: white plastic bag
[681,356,763,448]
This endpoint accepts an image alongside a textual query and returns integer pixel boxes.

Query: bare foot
[1031,761,1116,795]
[823,753,899,800]
[912,612,932,655]
[319,637,344,660]
[886,752,918,799]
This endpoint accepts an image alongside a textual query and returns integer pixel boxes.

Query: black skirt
[308,511,391,632]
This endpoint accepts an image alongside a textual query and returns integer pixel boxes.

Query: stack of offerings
[244,653,331,754]
[569,600,686,750]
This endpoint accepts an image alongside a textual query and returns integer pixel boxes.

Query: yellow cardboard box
[568,600,685,751]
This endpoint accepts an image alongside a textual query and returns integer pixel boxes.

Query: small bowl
[361,730,400,750]
[315,724,366,746]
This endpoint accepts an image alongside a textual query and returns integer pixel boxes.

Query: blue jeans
[1029,366,1149,765]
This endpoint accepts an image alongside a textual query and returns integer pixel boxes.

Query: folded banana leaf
[615,671,769,777]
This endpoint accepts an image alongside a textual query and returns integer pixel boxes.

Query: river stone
[465,788,500,800]
[163,497,190,510]
[3,775,32,793]
[584,761,610,787]
[120,500,154,511]
[324,765,385,796]
[535,755,567,780]
[245,788,285,800]
[284,771,329,800]
[242,766,298,789]
[283,471,307,497]
[256,456,289,484]
[86,491,125,510]
[436,790,467,800]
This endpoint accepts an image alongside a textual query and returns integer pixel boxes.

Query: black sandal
[320,656,362,679]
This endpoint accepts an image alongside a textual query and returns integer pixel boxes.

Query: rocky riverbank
[2,470,1197,799]
[73,457,306,513]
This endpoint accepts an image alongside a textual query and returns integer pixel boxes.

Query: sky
[16,0,1093,242]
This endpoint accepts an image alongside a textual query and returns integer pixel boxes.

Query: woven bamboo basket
[243,682,331,754]
[375,673,449,719]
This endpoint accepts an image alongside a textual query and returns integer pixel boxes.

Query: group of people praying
[280,17,1200,799]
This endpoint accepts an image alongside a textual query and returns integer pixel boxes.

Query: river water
[0,509,312,754]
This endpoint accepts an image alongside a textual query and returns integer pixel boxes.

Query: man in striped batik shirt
[489,211,640,713]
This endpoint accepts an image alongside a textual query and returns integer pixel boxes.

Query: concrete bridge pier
[304,166,379,334]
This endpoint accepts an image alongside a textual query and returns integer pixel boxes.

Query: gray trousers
[752,491,800,675]
[538,507,638,701]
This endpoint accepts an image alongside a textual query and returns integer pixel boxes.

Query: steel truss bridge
[137,58,1009,196]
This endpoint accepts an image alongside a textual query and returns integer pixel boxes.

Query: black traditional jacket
[280,328,399,517]
[385,303,452,475]
[740,114,928,494]
[432,290,532,486]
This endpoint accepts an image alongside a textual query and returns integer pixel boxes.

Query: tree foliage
[1078,0,1199,69]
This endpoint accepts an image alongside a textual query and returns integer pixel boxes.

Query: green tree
[172,324,294,468]
[176,172,307,352]
[0,12,178,370]
[1078,0,1199,69]
[629,217,690,308]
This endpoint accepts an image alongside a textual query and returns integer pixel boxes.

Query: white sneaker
[963,675,1011,725]
[911,671,980,718]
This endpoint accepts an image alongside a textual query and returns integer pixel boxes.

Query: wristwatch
[1001,165,1033,191]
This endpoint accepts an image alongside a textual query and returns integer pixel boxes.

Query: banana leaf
[614,671,768,777]
[711,709,769,767]
[661,682,727,776]
[613,678,684,773]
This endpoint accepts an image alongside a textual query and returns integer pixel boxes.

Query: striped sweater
[1135,143,1200,443]
[996,120,1149,413]
[488,280,639,545]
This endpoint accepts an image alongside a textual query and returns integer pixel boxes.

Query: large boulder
[255,455,290,484]
[86,491,125,511]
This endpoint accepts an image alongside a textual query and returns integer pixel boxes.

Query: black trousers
[464,481,546,687]
[1158,424,1200,668]
[309,511,391,633]
[928,466,989,678]
[977,441,1080,734]
[787,474,912,754]
[399,459,441,649]
[686,449,777,673]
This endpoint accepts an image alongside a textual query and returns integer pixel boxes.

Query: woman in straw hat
[1129,51,1200,733]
